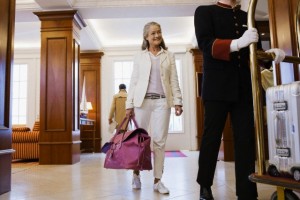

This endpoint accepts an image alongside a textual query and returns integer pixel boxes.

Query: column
[0,0,15,194]
[34,10,86,164]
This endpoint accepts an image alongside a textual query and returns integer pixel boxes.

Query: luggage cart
[247,0,300,199]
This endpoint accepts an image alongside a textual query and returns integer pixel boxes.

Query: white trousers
[134,98,171,179]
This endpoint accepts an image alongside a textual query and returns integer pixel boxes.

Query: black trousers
[197,100,258,198]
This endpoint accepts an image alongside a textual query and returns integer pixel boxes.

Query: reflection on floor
[1,151,299,200]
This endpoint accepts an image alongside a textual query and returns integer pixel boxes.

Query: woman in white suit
[126,21,183,194]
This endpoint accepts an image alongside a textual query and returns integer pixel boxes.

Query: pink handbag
[104,116,152,170]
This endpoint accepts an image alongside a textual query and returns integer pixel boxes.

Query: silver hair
[141,21,168,50]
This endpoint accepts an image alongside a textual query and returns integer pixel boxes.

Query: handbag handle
[108,116,139,144]
[115,115,139,135]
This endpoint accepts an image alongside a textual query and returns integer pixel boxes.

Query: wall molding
[14,48,41,58]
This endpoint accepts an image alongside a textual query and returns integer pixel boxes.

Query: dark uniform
[194,2,258,199]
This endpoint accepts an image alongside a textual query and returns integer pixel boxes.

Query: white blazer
[126,49,183,109]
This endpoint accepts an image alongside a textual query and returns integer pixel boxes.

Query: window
[12,64,28,125]
[169,59,183,133]
[113,58,183,133]
[114,61,133,93]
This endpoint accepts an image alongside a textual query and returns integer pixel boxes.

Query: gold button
[236,31,239,34]
[235,23,238,26]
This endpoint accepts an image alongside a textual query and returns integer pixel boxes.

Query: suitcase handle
[274,112,288,147]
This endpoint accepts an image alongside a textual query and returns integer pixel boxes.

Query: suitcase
[266,81,300,181]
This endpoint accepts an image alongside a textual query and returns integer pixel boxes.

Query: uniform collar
[217,1,241,10]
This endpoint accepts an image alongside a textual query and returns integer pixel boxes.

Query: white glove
[265,48,285,64]
[230,28,259,52]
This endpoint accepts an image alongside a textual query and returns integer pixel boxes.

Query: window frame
[168,57,184,134]
[12,63,28,125]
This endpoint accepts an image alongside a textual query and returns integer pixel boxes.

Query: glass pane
[19,116,27,124]
[12,116,19,124]
[114,60,133,93]
[12,64,28,125]
[12,99,19,116]
[114,79,122,93]
[114,69,122,79]
[114,62,123,78]
[168,59,183,133]
[12,83,20,98]
[19,64,28,81]
[19,99,27,115]
[13,64,20,81]
[122,64,133,78]
[176,60,182,87]
[19,82,27,98]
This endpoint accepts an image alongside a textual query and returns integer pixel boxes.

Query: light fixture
[86,102,93,111]
[80,101,93,112]
[80,101,93,118]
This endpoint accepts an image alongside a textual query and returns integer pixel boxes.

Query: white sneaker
[153,181,169,194]
[132,174,141,189]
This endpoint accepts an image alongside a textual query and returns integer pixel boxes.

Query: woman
[126,21,183,194]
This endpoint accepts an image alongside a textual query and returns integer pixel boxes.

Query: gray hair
[141,21,168,50]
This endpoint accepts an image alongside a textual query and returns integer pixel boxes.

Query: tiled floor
[0,151,299,200]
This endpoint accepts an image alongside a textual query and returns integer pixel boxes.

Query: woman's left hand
[175,105,183,116]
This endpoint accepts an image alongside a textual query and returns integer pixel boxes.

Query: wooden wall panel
[46,38,67,131]
[80,52,103,152]
[190,49,204,149]
[0,0,15,194]
[84,70,97,119]
[268,0,300,83]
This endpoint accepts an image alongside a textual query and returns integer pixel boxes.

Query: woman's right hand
[126,108,134,117]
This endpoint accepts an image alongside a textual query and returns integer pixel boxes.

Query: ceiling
[14,0,269,52]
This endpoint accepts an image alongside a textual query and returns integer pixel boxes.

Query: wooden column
[268,0,300,83]
[79,52,103,152]
[34,10,86,164]
[0,0,15,194]
[190,49,204,149]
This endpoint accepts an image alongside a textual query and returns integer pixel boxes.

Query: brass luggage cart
[248,0,300,199]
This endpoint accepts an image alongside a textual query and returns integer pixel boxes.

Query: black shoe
[200,187,214,200]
